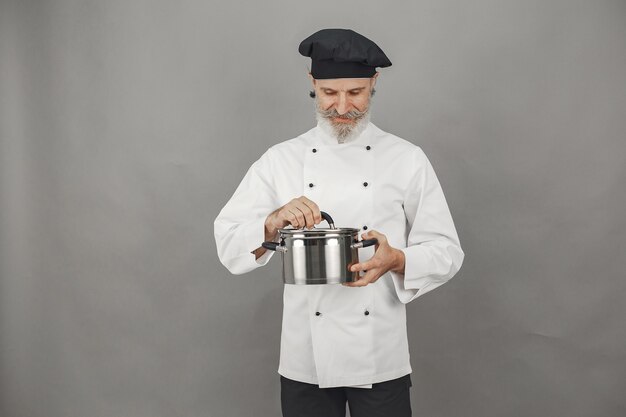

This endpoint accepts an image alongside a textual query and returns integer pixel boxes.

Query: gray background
[1,0,625,416]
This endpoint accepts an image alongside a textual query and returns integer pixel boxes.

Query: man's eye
[324,91,336,95]
[349,91,361,96]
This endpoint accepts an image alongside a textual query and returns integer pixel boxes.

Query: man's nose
[335,94,351,115]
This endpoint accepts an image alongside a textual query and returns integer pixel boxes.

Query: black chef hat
[299,29,392,79]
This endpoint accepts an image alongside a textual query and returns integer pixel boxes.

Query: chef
[214,29,464,417]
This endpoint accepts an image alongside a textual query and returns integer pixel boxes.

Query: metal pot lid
[277,212,359,237]
[278,227,359,237]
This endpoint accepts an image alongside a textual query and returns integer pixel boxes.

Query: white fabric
[214,122,464,388]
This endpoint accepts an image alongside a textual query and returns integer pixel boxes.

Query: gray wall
[1,0,625,416]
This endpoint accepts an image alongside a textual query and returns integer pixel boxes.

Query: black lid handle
[320,211,335,229]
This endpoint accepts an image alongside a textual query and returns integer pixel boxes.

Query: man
[214,28,464,417]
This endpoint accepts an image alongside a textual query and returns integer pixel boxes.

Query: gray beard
[315,105,371,144]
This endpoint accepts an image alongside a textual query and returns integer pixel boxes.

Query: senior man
[214,28,464,417]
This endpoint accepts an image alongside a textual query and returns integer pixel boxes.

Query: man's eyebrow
[321,87,366,92]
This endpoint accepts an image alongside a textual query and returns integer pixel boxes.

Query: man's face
[312,75,377,140]
[313,76,376,117]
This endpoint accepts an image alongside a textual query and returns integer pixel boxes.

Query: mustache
[317,107,368,120]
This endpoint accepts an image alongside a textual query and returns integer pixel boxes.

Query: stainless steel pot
[261,212,377,285]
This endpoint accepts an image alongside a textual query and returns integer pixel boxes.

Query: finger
[344,270,379,287]
[299,197,322,224]
[342,276,363,287]
[350,260,375,272]
[284,208,303,228]
[291,200,316,228]
[359,269,382,285]
[285,199,308,226]
[276,208,293,227]
[350,258,380,273]
[361,229,386,245]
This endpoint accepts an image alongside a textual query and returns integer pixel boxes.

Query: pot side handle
[350,238,378,249]
[262,241,288,252]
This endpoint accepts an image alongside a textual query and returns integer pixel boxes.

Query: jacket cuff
[400,246,439,290]
[246,216,275,266]
[388,246,447,304]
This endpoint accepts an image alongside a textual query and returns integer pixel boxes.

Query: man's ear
[308,73,317,98]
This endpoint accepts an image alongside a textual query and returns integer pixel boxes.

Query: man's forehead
[315,78,372,90]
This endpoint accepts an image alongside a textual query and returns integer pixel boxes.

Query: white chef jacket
[214,122,464,388]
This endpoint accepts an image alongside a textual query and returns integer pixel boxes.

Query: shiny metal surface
[278,227,359,237]
[281,231,361,285]
[262,212,376,285]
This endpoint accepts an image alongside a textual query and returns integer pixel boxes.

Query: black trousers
[280,374,412,417]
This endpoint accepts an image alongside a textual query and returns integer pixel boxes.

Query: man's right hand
[255,197,322,260]
[265,196,322,235]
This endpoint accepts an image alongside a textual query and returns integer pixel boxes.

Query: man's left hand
[343,230,406,287]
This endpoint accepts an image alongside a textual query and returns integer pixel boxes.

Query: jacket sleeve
[214,149,279,275]
[389,147,465,304]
